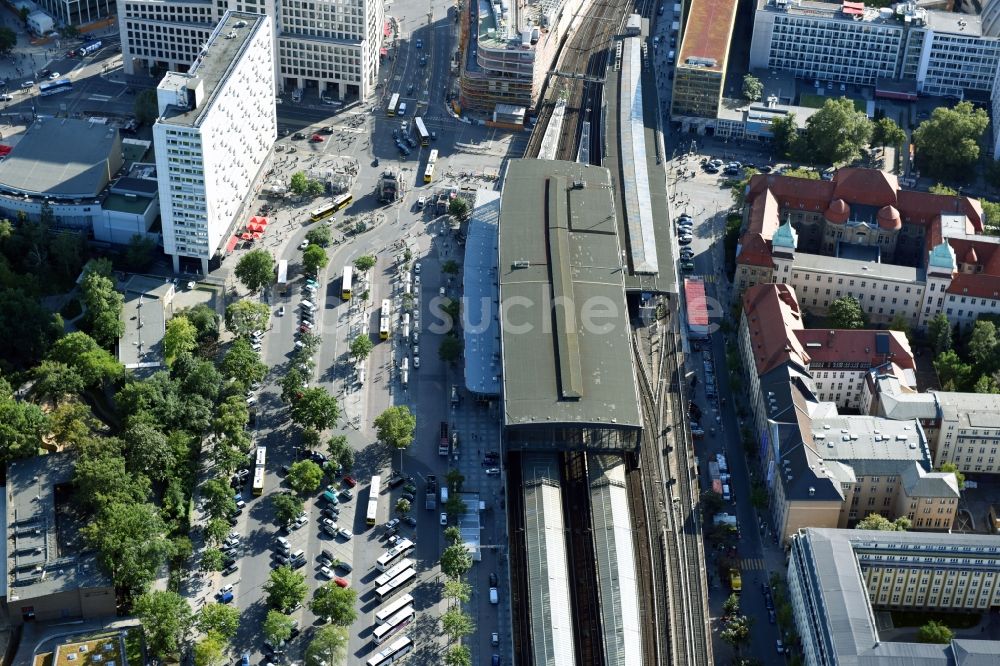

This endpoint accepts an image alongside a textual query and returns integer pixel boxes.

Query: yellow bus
[423,149,438,184]
[252,446,266,496]
[379,299,392,340]
[310,193,352,222]
[341,265,354,300]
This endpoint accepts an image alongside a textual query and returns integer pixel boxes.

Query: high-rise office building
[152,12,277,274]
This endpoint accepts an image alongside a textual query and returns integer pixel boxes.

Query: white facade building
[153,12,276,274]
[118,0,382,100]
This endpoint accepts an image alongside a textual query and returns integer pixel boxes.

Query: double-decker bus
[376,538,415,571]
[366,475,382,526]
[341,265,354,300]
[39,79,73,97]
[252,446,267,496]
[423,149,438,184]
[277,260,289,295]
[379,299,392,340]
[414,117,430,146]
[387,93,400,117]
[374,558,414,589]
[375,594,414,624]
[375,567,415,601]
[372,606,414,645]
[365,635,413,666]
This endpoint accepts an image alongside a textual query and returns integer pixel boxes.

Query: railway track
[562,452,603,666]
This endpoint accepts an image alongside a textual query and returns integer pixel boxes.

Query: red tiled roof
[678,0,738,72]
[737,233,774,268]
[832,168,899,207]
[793,329,915,371]
[896,190,983,232]
[947,273,1000,300]
[742,283,808,374]
[748,188,781,238]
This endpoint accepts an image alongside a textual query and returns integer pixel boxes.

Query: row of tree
[930,315,1000,397]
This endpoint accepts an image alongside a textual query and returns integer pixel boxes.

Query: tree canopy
[440,543,473,579]
[291,387,340,431]
[81,268,125,348]
[263,609,296,644]
[742,74,763,102]
[350,334,373,360]
[221,337,267,387]
[353,255,376,272]
[164,316,198,367]
[197,602,241,639]
[264,565,308,611]
[913,101,989,177]
[871,116,906,150]
[928,313,953,355]
[225,300,271,337]
[917,620,954,644]
[310,582,358,625]
[134,590,194,659]
[855,513,910,531]
[84,501,171,596]
[805,97,872,165]
[302,244,329,275]
[304,626,348,666]
[373,405,416,450]
[235,250,275,293]
[827,296,867,329]
[286,460,324,495]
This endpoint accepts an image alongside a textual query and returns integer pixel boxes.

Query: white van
[291,549,305,562]
[440,487,449,503]
[357,367,366,385]
[301,299,316,312]
[276,536,291,553]
[722,484,732,502]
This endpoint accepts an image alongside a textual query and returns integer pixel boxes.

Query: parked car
[440,513,448,526]
[334,576,350,588]
[343,475,357,487]
[318,566,333,578]
[338,527,353,540]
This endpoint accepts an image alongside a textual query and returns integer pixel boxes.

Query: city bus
[375,594,414,624]
[387,93,400,117]
[309,193,352,223]
[252,446,267,496]
[372,606,414,645]
[77,40,103,56]
[423,149,438,183]
[366,475,382,526]
[277,260,289,295]
[376,538,415,571]
[365,635,412,666]
[331,192,353,212]
[375,567,416,601]
[38,79,73,97]
[341,265,354,300]
[414,117,430,146]
[379,299,392,340]
[374,558,414,589]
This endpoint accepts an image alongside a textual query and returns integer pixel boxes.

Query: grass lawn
[799,92,866,113]
[891,610,981,630]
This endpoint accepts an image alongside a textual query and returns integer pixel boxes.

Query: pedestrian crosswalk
[740,557,766,571]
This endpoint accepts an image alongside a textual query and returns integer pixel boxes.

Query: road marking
[88,94,112,102]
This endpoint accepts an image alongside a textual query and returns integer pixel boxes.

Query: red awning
[257,217,268,226]
[252,232,262,240]
[225,235,239,252]
[842,1,863,14]
[383,21,392,37]
[241,233,253,240]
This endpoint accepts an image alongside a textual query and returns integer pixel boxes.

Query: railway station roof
[463,189,502,396]
[498,159,641,430]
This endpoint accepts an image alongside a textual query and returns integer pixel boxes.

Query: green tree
[938,461,966,489]
[48,230,86,280]
[928,313,953,355]
[221,337,267,387]
[193,633,225,666]
[935,349,973,391]
[443,578,472,604]
[31,360,85,405]
[183,303,220,345]
[124,234,158,271]
[374,405,417,450]
[134,89,159,125]
[446,468,465,492]
[235,249,275,293]
[225,300,271,337]
[302,243,329,275]
[134,590,194,659]
[929,183,958,195]
[73,451,150,514]
[350,334,373,360]
[164,315,197,366]
[304,626,348,666]
[439,333,463,363]
[445,494,467,520]
[289,171,309,195]
[444,525,462,545]
[974,374,999,394]
[967,320,998,370]
[204,518,230,547]
[723,593,741,616]
[81,269,125,348]
[264,566,308,611]
[448,197,471,221]
[983,200,1000,235]
[444,645,472,666]
[306,180,326,197]
[47,400,98,449]
[306,225,333,247]
[280,367,307,404]
[917,620,954,644]
[0,288,64,370]
[0,27,16,54]
[197,603,240,639]
[720,615,752,656]
[441,607,475,641]
[855,513,910,531]
[440,544,473,579]
[263,609,295,644]
[805,97,873,165]
[442,260,460,274]
[273,492,304,527]
[123,421,174,481]
[871,116,906,151]
[913,101,989,177]
[742,73,763,102]
[310,582,358,625]
[202,477,237,520]
[327,434,354,472]
[287,459,324,495]
[201,548,224,572]
[827,295,867,329]
[396,498,411,515]
[353,254,377,272]
[49,331,124,387]
[291,387,340,430]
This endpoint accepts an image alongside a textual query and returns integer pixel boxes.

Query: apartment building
[118,0,382,99]
[750,0,1000,99]
[152,12,276,274]
[736,168,1000,330]
[669,0,738,123]
[788,528,1000,666]
[459,0,592,112]
[737,283,959,542]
